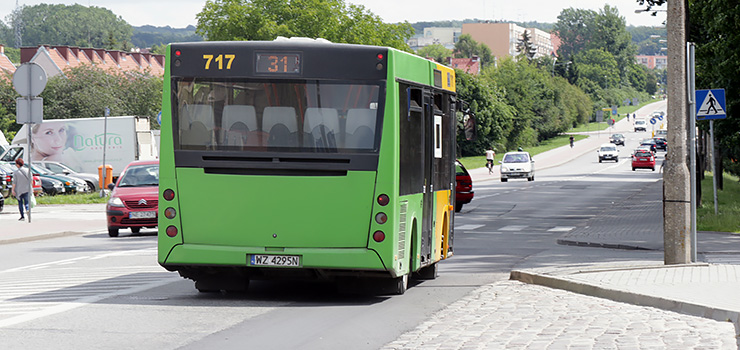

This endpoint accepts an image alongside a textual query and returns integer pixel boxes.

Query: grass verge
[698,172,740,233]
[4,192,109,206]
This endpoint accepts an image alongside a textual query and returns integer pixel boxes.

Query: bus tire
[393,274,408,295]
[416,262,438,280]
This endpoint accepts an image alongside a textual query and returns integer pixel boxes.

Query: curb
[0,230,98,245]
[510,269,740,337]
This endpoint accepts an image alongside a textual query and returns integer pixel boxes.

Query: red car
[455,160,474,212]
[631,150,655,171]
[106,160,159,237]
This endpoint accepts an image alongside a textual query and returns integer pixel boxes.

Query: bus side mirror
[463,110,477,141]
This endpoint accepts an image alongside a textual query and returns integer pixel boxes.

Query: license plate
[130,211,156,219]
[640,158,648,161]
[250,254,301,267]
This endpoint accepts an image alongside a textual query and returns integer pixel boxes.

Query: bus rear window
[173,79,382,153]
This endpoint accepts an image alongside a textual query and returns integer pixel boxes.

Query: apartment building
[462,22,554,60]
[635,55,668,70]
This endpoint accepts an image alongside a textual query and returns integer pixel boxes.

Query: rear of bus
[159,40,428,292]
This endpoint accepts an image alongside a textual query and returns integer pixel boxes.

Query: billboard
[12,116,137,175]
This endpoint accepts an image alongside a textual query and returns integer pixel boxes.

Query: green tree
[453,34,493,67]
[415,44,452,63]
[689,0,740,177]
[9,4,132,50]
[573,49,619,93]
[455,70,513,156]
[515,30,537,61]
[40,65,162,127]
[195,0,413,50]
[553,8,597,63]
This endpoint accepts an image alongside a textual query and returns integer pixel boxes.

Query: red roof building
[15,45,165,78]
[0,45,16,74]
[448,57,481,75]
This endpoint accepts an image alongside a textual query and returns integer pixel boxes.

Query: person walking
[11,158,31,221]
[485,147,495,174]
[569,136,574,148]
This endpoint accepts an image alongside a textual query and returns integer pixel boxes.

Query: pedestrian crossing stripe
[696,89,726,120]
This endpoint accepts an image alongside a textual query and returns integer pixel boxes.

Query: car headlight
[501,167,509,172]
[108,197,124,207]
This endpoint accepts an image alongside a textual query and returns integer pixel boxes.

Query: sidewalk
[0,203,106,244]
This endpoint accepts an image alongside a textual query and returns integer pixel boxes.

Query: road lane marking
[455,224,484,231]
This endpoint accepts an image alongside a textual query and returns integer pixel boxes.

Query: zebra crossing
[0,248,179,327]
[455,224,576,234]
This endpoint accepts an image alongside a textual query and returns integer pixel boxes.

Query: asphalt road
[0,131,667,349]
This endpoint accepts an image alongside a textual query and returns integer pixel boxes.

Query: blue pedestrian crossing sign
[696,89,726,120]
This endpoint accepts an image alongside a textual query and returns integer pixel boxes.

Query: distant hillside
[131,25,203,49]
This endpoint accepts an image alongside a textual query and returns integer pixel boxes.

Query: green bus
[158,38,461,294]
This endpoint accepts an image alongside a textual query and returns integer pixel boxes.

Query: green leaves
[195,0,412,50]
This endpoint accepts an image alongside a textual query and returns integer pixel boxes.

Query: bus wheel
[392,274,408,295]
[416,263,438,280]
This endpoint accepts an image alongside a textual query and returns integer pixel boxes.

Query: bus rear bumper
[160,244,389,279]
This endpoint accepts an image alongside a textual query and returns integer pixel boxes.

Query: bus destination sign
[255,53,301,74]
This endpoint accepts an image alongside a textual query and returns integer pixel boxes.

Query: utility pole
[663,0,691,264]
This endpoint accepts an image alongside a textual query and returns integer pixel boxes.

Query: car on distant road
[455,160,474,212]
[652,137,667,151]
[631,149,656,171]
[639,139,658,153]
[609,133,625,146]
[106,160,159,237]
[634,119,647,132]
[597,144,620,163]
[500,151,535,182]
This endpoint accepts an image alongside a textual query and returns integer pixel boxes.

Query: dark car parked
[0,162,12,198]
[30,164,88,194]
[455,160,474,212]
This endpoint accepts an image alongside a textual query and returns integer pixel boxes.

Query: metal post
[710,120,718,215]
[27,122,32,223]
[687,42,697,262]
[100,107,109,197]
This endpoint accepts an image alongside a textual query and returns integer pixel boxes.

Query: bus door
[420,89,434,262]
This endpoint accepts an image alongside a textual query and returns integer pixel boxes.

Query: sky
[2,0,667,29]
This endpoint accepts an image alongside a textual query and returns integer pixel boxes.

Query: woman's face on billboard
[33,122,67,159]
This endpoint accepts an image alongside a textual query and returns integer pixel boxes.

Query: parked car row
[0,160,95,197]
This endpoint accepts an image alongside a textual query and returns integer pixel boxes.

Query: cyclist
[485,147,495,174]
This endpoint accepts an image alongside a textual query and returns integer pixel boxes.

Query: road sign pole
[687,42,697,262]
[710,120,718,215]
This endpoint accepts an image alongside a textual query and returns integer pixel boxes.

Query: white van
[634,119,647,132]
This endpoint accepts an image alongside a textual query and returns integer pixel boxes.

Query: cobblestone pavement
[382,280,737,350]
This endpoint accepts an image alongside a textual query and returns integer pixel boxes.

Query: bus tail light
[377,194,389,206]
[375,212,387,224]
[163,189,175,201]
[164,207,177,219]
[166,226,178,237]
[373,231,385,242]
